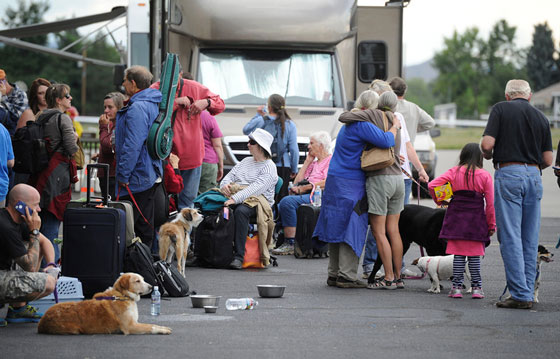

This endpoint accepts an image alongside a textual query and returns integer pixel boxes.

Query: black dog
[367,204,447,284]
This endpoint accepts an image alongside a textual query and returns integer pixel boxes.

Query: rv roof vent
[299,110,336,116]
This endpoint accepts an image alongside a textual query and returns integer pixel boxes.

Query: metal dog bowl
[191,295,221,308]
[257,285,286,298]
[204,306,218,313]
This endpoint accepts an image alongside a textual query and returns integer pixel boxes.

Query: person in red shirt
[150,67,224,209]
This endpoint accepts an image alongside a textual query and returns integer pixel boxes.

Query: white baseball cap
[248,128,273,157]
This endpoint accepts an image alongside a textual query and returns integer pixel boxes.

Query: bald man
[0,184,58,326]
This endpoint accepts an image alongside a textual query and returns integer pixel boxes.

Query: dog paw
[427,288,435,293]
[433,288,441,294]
[154,325,172,334]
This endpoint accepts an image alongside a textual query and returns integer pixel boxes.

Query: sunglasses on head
[248,139,257,145]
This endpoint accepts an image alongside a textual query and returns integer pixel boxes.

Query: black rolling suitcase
[62,164,127,297]
[294,204,328,259]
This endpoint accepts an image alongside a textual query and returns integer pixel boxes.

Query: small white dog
[412,255,471,293]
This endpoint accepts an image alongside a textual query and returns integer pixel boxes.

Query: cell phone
[15,201,33,216]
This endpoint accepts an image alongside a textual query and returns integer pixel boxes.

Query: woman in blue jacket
[313,90,401,288]
[243,94,298,201]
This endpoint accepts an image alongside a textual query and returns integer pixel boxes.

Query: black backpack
[194,208,235,268]
[153,260,190,297]
[12,112,62,174]
[123,240,159,288]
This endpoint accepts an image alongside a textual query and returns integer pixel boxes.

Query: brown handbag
[360,112,395,171]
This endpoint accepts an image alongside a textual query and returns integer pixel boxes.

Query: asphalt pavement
[1,150,559,358]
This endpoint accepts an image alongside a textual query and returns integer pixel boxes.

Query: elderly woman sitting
[272,131,332,255]
[221,128,278,269]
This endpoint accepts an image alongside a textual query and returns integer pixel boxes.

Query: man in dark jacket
[115,66,163,247]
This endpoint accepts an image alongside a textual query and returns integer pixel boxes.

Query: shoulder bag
[360,112,395,171]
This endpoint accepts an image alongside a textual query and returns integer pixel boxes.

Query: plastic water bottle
[312,186,322,206]
[151,286,161,316]
[288,181,294,193]
[225,298,258,311]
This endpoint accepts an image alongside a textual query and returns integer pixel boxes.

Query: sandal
[367,278,397,290]
[394,278,405,289]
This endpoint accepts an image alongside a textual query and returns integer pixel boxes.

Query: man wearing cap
[481,79,553,309]
[220,128,278,269]
[0,69,29,135]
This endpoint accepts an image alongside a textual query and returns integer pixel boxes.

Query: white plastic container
[29,276,84,313]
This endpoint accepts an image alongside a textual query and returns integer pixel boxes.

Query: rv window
[198,50,341,107]
[357,41,387,82]
[130,33,150,69]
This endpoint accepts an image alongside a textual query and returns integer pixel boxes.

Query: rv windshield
[198,50,341,107]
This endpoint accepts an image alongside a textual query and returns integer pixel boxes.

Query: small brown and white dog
[38,273,171,335]
[159,208,203,277]
[534,244,554,303]
[412,255,471,293]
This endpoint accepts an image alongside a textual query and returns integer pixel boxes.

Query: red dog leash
[117,184,153,229]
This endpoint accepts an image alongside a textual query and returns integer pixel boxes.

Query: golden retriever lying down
[38,273,171,335]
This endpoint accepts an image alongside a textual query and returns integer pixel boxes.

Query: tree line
[0,0,121,116]
[412,19,560,119]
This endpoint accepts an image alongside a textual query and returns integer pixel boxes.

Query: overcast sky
[2,0,560,66]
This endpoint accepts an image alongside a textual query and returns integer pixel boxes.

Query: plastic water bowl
[190,295,221,308]
[257,285,286,298]
[204,306,218,313]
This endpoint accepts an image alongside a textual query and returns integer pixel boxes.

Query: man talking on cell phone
[0,184,59,327]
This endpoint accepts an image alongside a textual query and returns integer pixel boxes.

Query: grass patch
[434,127,560,150]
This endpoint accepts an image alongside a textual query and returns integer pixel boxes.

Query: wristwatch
[31,229,40,236]
[206,98,211,108]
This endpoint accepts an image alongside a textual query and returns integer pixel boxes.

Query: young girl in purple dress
[428,143,495,299]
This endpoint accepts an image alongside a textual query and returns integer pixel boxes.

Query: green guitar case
[147,53,180,160]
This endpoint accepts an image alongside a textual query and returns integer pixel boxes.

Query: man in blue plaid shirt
[0,69,29,135]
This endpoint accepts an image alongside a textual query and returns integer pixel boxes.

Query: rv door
[354,6,403,98]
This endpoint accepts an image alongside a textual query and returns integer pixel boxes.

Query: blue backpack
[261,116,286,165]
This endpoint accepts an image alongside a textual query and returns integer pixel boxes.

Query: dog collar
[95,296,133,301]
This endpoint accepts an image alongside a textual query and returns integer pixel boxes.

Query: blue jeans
[403,178,412,205]
[494,164,542,302]
[362,227,377,273]
[40,211,60,264]
[178,166,202,209]
[277,194,311,227]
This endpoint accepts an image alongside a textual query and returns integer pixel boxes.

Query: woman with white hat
[221,128,279,269]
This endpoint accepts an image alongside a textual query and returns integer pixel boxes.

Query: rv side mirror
[113,64,126,88]
[429,128,441,138]
[346,101,355,111]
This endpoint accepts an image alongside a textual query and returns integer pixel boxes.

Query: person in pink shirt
[198,111,224,194]
[273,131,332,255]
[150,69,225,209]
[428,143,495,299]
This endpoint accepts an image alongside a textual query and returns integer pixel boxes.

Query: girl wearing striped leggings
[428,143,496,299]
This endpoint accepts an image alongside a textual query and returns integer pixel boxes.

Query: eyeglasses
[64,93,71,99]
[248,139,257,145]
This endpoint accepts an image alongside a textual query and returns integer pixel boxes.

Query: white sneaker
[271,243,294,255]
[401,268,418,278]
[375,268,385,279]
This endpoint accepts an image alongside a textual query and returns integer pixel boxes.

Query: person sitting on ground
[221,129,278,270]
[272,131,332,255]
[0,184,58,327]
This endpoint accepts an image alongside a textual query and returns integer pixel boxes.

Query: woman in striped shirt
[221,129,278,269]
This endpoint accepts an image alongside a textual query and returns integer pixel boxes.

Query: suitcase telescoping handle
[86,163,110,206]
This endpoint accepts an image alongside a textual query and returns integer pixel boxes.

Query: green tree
[404,78,436,115]
[527,22,559,91]
[433,20,526,118]
[0,0,121,116]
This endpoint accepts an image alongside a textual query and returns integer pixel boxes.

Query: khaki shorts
[0,270,47,303]
[366,175,405,215]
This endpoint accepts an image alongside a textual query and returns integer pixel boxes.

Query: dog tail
[159,227,177,244]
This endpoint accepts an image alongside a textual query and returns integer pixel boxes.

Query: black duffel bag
[153,260,189,297]
[194,208,235,268]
